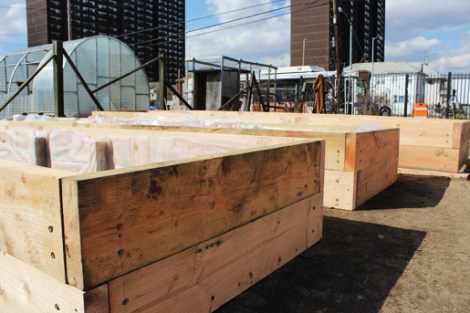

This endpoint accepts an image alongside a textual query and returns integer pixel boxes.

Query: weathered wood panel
[62,140,324,290]
[84,285,110,313]
[107,194,323,313]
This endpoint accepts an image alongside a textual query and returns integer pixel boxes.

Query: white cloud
[385,0,470,72]
[187,0,291,66]
[190,0,470,72]
[0,2,27,38]
[386,36,440,58]
[433,31,470,72]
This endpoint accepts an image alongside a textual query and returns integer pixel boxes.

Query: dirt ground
[217,174,470,313]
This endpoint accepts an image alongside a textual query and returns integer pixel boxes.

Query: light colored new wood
[345,130,400,172]
[356,157,399,207]
[399,145,461,172]
[397,167,469,179]
[0,160,72,282]
[107,194,323,313]
[0,250,86,313]
[61,140,324,290]
[323,170,356,210]
[455,122,470,166]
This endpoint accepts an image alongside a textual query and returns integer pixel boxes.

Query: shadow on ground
[358,174,451,210]
[218,216,426,313]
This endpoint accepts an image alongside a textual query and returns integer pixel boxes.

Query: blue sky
[185,0,470,73]
[1,0,470,73]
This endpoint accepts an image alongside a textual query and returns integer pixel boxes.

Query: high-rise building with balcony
[26,0,185,82]
[291,0,385,70]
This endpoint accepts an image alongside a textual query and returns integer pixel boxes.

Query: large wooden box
[96,110,470,173]
[103,110,469,174]
[0,127,324,313]
[77,111,400,210]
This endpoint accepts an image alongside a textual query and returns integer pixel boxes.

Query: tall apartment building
[291,0,385,70]
[26,0,185,82]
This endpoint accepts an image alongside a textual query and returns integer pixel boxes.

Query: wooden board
[0,160,72,282]
[61,140,324,290]
[107,194,323,313]
[399,145,461,172]
[323,170,356,210]
[356,157,399,207]
[0,250,86,313]
[455,121,470,167]
[345,129,399,172]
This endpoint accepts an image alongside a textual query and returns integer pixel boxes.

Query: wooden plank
[0,160,72,282]
[100,111,456,148]
[0,250,86,313]
[454,122,470,167]
[397,167,469,180]
[323,170,356,210]
[61,140,324,290]
[356,157,399,207]
[107,194,323,313]
[345,129,400,172]
[399,145,461,173]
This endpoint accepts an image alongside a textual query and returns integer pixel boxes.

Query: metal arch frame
[7,52,29,96]
[0,56,7,94]
[0,54,55,114]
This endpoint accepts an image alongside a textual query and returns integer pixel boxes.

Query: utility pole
[67,0,72,40]
[332,0,343,112]
[302,38,306,66]
[349,13,353,70]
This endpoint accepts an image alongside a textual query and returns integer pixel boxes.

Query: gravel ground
[218,174,470,313]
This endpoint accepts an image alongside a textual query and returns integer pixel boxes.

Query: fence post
[446,72,452,118]
[158,55,167,110]
[404,74,409,117]
[53,40,65,117]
